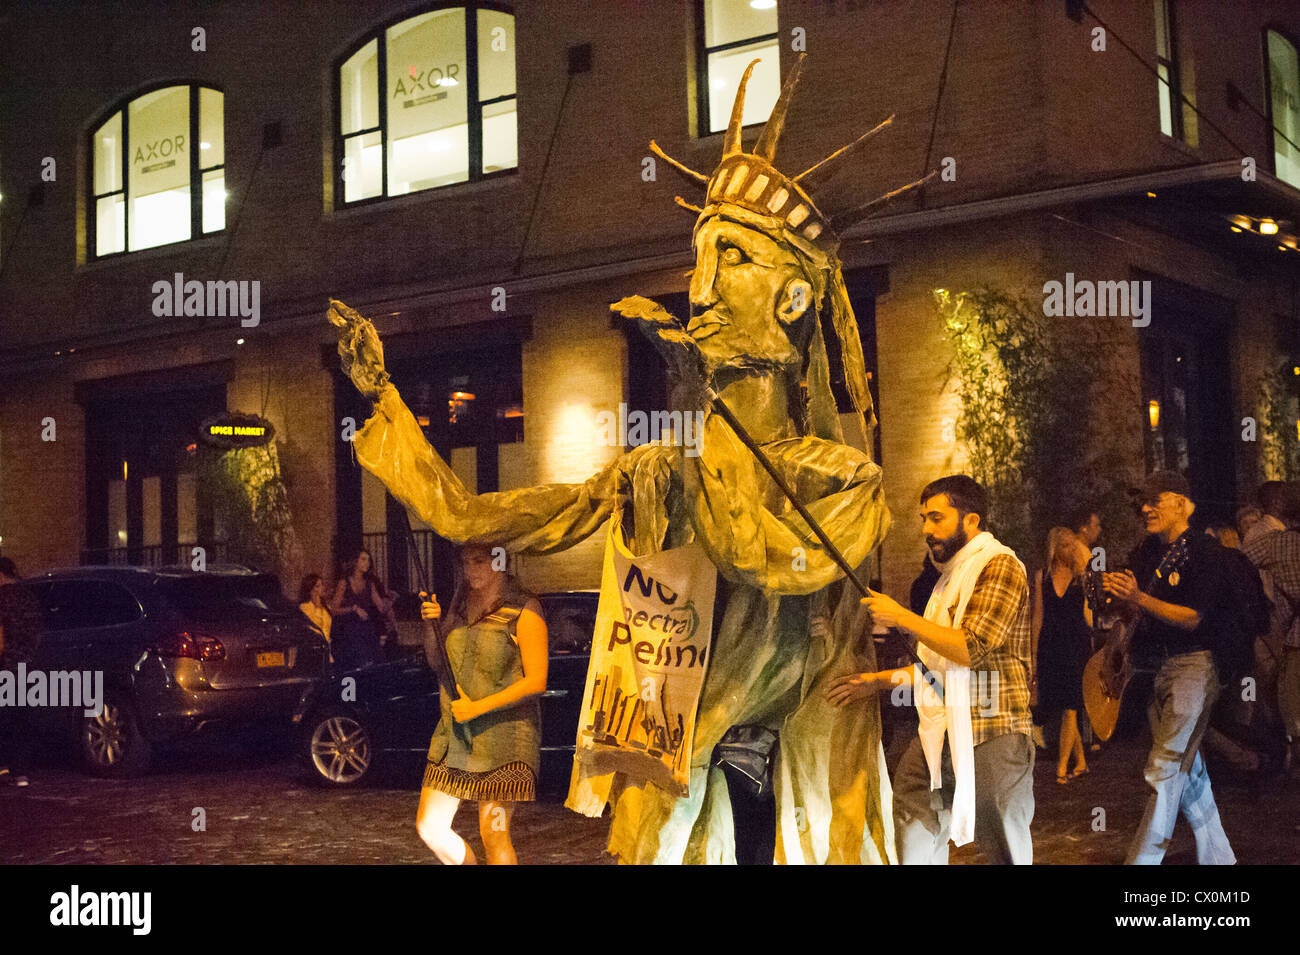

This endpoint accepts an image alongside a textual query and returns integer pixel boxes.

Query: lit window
[1267,30,1300,188]
[337,4,517,204]
[90,84,225,257]
[1153,0,1196,145]
[698,0,780,136]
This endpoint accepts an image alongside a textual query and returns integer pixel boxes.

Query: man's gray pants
[892,731,1035,864]
[1126,650,1235,865]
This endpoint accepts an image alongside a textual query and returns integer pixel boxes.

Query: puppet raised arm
[329,299,618,553]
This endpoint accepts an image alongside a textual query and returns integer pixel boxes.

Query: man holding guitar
[1102,471,1237,865]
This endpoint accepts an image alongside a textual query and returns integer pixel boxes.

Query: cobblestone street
[3,728,1298,865]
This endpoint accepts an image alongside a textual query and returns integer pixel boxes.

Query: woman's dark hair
[298,573,323,605]
[343,547,386,593]
[920,475,989,527]
[1066,505,1098,534]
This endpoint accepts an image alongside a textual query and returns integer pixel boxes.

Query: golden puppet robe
[354,383,895,864]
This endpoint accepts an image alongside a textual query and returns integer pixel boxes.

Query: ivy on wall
[1256,363,1300,482]
[198,440,300,578]
[936,287,1140,566]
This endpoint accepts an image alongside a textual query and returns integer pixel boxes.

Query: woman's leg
[1058,709,1080,776]
[416,787,477,865]
[478,800,517,865]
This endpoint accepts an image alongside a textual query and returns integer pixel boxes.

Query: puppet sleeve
[352,384,619,554]
[680,412,890,595]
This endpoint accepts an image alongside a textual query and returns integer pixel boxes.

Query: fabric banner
[571,517,716,798]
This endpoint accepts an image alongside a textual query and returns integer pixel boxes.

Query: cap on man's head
[1141,470,1192,503]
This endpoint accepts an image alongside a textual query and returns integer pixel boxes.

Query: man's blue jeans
[1126,650,1236,865]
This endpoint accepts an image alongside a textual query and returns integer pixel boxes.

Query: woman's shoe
[1069,766,1089,780]
[1056,771,1070,784]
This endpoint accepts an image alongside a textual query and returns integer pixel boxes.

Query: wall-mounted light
[1148,399,1160,430]
[1260,218,1279,235]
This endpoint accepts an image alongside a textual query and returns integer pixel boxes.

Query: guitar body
[1083,610,1139,742]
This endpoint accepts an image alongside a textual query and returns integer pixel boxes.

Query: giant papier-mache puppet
[329,54,931,863]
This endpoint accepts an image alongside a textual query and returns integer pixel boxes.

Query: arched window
[337,3,517,204]
[90,84,225,257]
[1266,29,1300,188]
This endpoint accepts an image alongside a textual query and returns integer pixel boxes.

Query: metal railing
[80,542,230,568]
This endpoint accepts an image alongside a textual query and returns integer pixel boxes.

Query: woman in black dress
[329,548,386,669]
[1031,527,1094,783]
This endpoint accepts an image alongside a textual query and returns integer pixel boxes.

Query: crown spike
[831,170,938,227]
[724,59,761,157]
[754,52,805,162]
[674,195,705,214]
[649,140,708,185]
[794,114,895,185]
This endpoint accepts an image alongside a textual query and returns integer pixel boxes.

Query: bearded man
[828,475,1035,864]
[330,54,926,863]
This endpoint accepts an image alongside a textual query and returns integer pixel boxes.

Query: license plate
[256,651,286,668]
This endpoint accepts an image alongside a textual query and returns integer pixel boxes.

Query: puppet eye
[719,243,747,266]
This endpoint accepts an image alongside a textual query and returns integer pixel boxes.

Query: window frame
[333,0,518,208]
[1154,0,1185,141]
[1263,25,1300,187]
[695,0,780,137]
[87,81,225,260]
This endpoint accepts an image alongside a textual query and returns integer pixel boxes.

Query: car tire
[303,708,375,787]
[81,697,152,778]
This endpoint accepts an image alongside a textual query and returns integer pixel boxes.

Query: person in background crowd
[1208,523,1241,550]
[0,557,43,788]
[1069,506,1102,550]
[330,548,387,669]
[829,475,1034,864]
[1203,518,1279,775]
[1032,528,1093,783]
[1236,505,1264,545]
[415,544,547,865]
[1066,505,1103,753]
[298,573,333,663]
[1103,471,1235,865]
[1243,485,1300,776]
[1244,481,1290,547]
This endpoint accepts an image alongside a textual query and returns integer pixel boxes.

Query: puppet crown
[652,53,933,253]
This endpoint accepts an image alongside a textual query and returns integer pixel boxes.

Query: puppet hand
[328,299,391,401]
[611,296,712,392]
[419,593,441,621]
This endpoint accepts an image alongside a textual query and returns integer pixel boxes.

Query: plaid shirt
[1244,529,1300,648]
[947,553,1033,744]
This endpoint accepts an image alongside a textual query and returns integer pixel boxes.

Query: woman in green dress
[415,544,548,865]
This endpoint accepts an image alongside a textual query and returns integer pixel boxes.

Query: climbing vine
[936,287,1139,564]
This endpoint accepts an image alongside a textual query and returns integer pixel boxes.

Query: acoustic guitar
[1082,605,1140,742]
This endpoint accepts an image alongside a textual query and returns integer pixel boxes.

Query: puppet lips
[687,312,727,340]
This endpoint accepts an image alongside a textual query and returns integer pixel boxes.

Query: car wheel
[82,698,152,778]
[305,710,374,786]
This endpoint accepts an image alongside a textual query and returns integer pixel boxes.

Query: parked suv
[25,565,330,777]
[295,591,597,793]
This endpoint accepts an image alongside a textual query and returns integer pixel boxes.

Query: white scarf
[916,529,1019,847]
